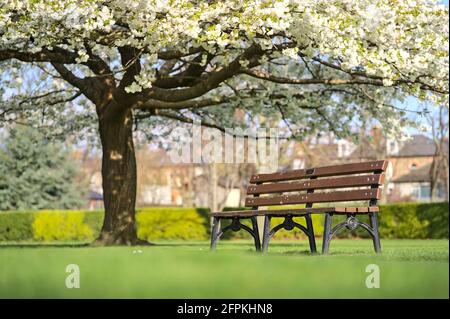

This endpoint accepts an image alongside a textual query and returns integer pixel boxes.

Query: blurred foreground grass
[0,239,448,298]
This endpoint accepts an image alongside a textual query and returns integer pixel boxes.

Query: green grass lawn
[0,239,448,298]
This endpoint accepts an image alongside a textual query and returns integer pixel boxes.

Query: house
[285,128,448,203]
[386,135,448,202]
[345,132,448,202]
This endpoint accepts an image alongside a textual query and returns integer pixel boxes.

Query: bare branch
[151,110,285,140]
[241,68,384,86]
[51,63,98,103]
[51,63,86,90]
[310,55,448,94]
[157,47,204,60]
[0,48,77,64]
[18,89,76,106]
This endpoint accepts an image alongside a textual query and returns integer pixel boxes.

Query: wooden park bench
[210,160,388,254]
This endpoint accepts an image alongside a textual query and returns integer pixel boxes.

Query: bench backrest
[245,160,388,208]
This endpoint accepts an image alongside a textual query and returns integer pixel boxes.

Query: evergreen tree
[0,126,85,210]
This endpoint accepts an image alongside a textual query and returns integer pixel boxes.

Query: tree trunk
[93,107,148,246]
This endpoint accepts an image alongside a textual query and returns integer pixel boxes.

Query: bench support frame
[210,216,261,252]
[262,214,317,254]
[322,212,381,254]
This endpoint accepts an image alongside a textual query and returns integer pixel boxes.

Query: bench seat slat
[249,160,387,183]
[245,189,382,207]
[247,174,384,195]
[210,206,379,217]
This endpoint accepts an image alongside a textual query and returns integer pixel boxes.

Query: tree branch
[51,63,98,103]
[157,47,204,60]
[153,52,212,89]
[140,44,265,103]
[117,46,142,92]
[0,48,77,64]
[18,89,76,106]
[145,110,284,140]
[134,96,234,111]
[241,68,384,86]
[310,55,448,94]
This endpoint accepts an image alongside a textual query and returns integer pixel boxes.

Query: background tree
[427,105,449,201]
[0,0,448,245]
[0,125,85,210]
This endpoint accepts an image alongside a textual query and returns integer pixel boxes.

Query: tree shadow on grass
[0,242,91,248]
[0,241,215,249]
[152,242,207,247]
[274,250,316,256]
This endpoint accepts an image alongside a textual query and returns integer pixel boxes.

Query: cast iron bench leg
[210,217,221,251]
[369,213,382,253]
[251,216,262,252]
[305,214,317,253]
[262,215,271,253]
[322,213,333,254]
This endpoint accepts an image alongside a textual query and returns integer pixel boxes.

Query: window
[410,163,418,170]
[411,183,431,201]
[419,185,431,200]
[411,185,420,199]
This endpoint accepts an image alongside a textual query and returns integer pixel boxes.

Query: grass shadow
[272,249,315,256]
[0,242,91,248]
[0,241,211,249]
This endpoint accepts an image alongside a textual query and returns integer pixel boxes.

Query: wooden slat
[249,160,388,183]
[247,174,384,195]
[210,206,379,217]
[244,189,382,207]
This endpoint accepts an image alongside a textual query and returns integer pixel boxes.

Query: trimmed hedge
[379,202,449,239]
[0,207,209,242]
[33,211,94,241]
[0,203,447,242]
[0,211,34,241]
[222,203,448,240]
[136,207,209,241]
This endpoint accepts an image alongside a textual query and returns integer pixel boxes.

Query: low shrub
[379,202,448,239]
[136,207,208,241]
[32,211,94,241]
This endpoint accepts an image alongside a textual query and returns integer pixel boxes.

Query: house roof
[347,134,443,159]
[394,135,436,157]
[307,143,340,161]
[348,143,379,160]
[393,163,432,183]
